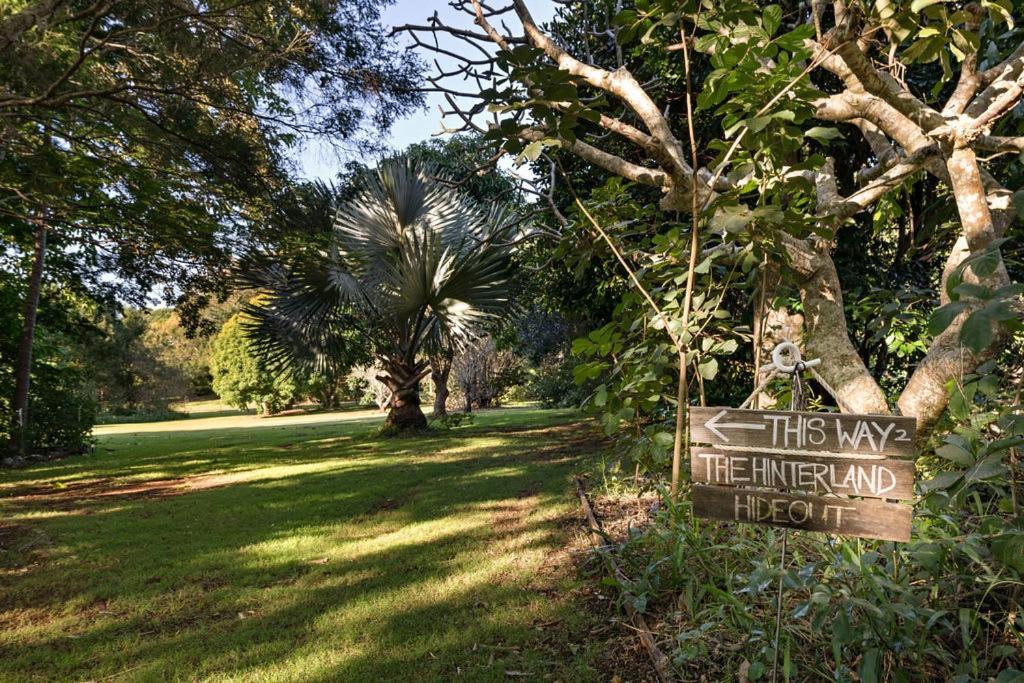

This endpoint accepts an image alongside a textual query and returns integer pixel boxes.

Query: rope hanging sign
[689,342,915,543]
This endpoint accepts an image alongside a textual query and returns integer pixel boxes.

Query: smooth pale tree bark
[10,223,47,456]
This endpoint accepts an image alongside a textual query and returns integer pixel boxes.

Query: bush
[452,336,524,410]
[435,412,475,429]
[0,276,96,459]
[25,363,96,454]
[0,362,95,459]
[210,314,303,415]
[526,353,592,408]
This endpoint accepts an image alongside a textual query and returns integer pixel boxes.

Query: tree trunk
[431,357,450,417]
[387,391,427,429]
[775,233,891,416]
[379,356,429,430]
[9,223,47,456]
[898,144,1011,432]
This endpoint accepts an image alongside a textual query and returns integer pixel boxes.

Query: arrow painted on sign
[703,409,767,443]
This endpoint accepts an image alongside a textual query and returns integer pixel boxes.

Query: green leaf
[983,0,1016,29]
[859,648,881,683]
[920,470,964,492]
[743,116,773,134]
[910,0,945,11]
[709,205,752,233]
[960,310,994,353]
[952,282,992,300]
[969,246,1002,277]
[763,5,782,35]
[652,431,675,447]
[518,140,545,163]
[1014,189,1024,220]
[964,453,1006,482]
[936,443,974,466]
[805,127,844,143]
[698,357,719,380]
[928,301,966,335]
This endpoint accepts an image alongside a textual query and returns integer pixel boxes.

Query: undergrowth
[590,365,1024,681]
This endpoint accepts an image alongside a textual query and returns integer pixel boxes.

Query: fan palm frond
[238,155,519,428]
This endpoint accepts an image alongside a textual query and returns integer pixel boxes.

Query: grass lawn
[0,406,608,681]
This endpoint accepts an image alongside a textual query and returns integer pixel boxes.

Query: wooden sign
[691,448,915,500]
[689,406,916,542]
[689,407,916,457]
[693,484,912,542]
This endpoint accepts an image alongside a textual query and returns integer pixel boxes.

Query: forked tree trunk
[431,356,451,418]
[10,223,47,456]
[379,356,429,430]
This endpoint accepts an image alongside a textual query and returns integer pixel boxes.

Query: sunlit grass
[0,407,605,681]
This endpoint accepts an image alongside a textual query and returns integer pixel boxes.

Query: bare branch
[520,127,668,188]
[507,0,695,181]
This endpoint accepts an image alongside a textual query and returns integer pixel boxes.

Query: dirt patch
[587,489,661,544]
[561,487,664,683]
[3,473,238,510]
[365,489,417,515]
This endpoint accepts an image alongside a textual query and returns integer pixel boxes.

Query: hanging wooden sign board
[692,484,912,542]
[690,448,915,500]
[688,407,916,542]
[689,407,916,457]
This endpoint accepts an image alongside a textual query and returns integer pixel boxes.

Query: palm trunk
[379,356,429,430]
[10,223,47,456]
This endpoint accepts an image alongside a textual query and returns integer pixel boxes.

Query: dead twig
[575,476,673,682]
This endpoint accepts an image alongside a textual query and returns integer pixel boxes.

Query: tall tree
[241,157,519,430]
[333,134,526,416]
[0,0,423,453]
[401,0,1023,435]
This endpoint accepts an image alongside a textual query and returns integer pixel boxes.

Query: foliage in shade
[0,0,423,323]
[240,157,520,429]
[0,272,95,456]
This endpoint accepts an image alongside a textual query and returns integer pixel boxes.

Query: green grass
[0,406,606,681]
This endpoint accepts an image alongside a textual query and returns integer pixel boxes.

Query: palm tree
[240,157,518,429]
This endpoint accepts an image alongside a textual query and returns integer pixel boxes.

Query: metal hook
[769,341,821,375]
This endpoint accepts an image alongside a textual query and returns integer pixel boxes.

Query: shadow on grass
[0,409,601,681]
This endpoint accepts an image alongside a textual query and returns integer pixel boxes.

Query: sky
[295,0,557,182]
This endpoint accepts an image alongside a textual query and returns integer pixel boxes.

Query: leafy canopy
[242,157,520,374]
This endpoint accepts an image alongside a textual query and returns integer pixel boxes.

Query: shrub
[210,314,303,415]
[526,353,592,408]
[435,412,475,429]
